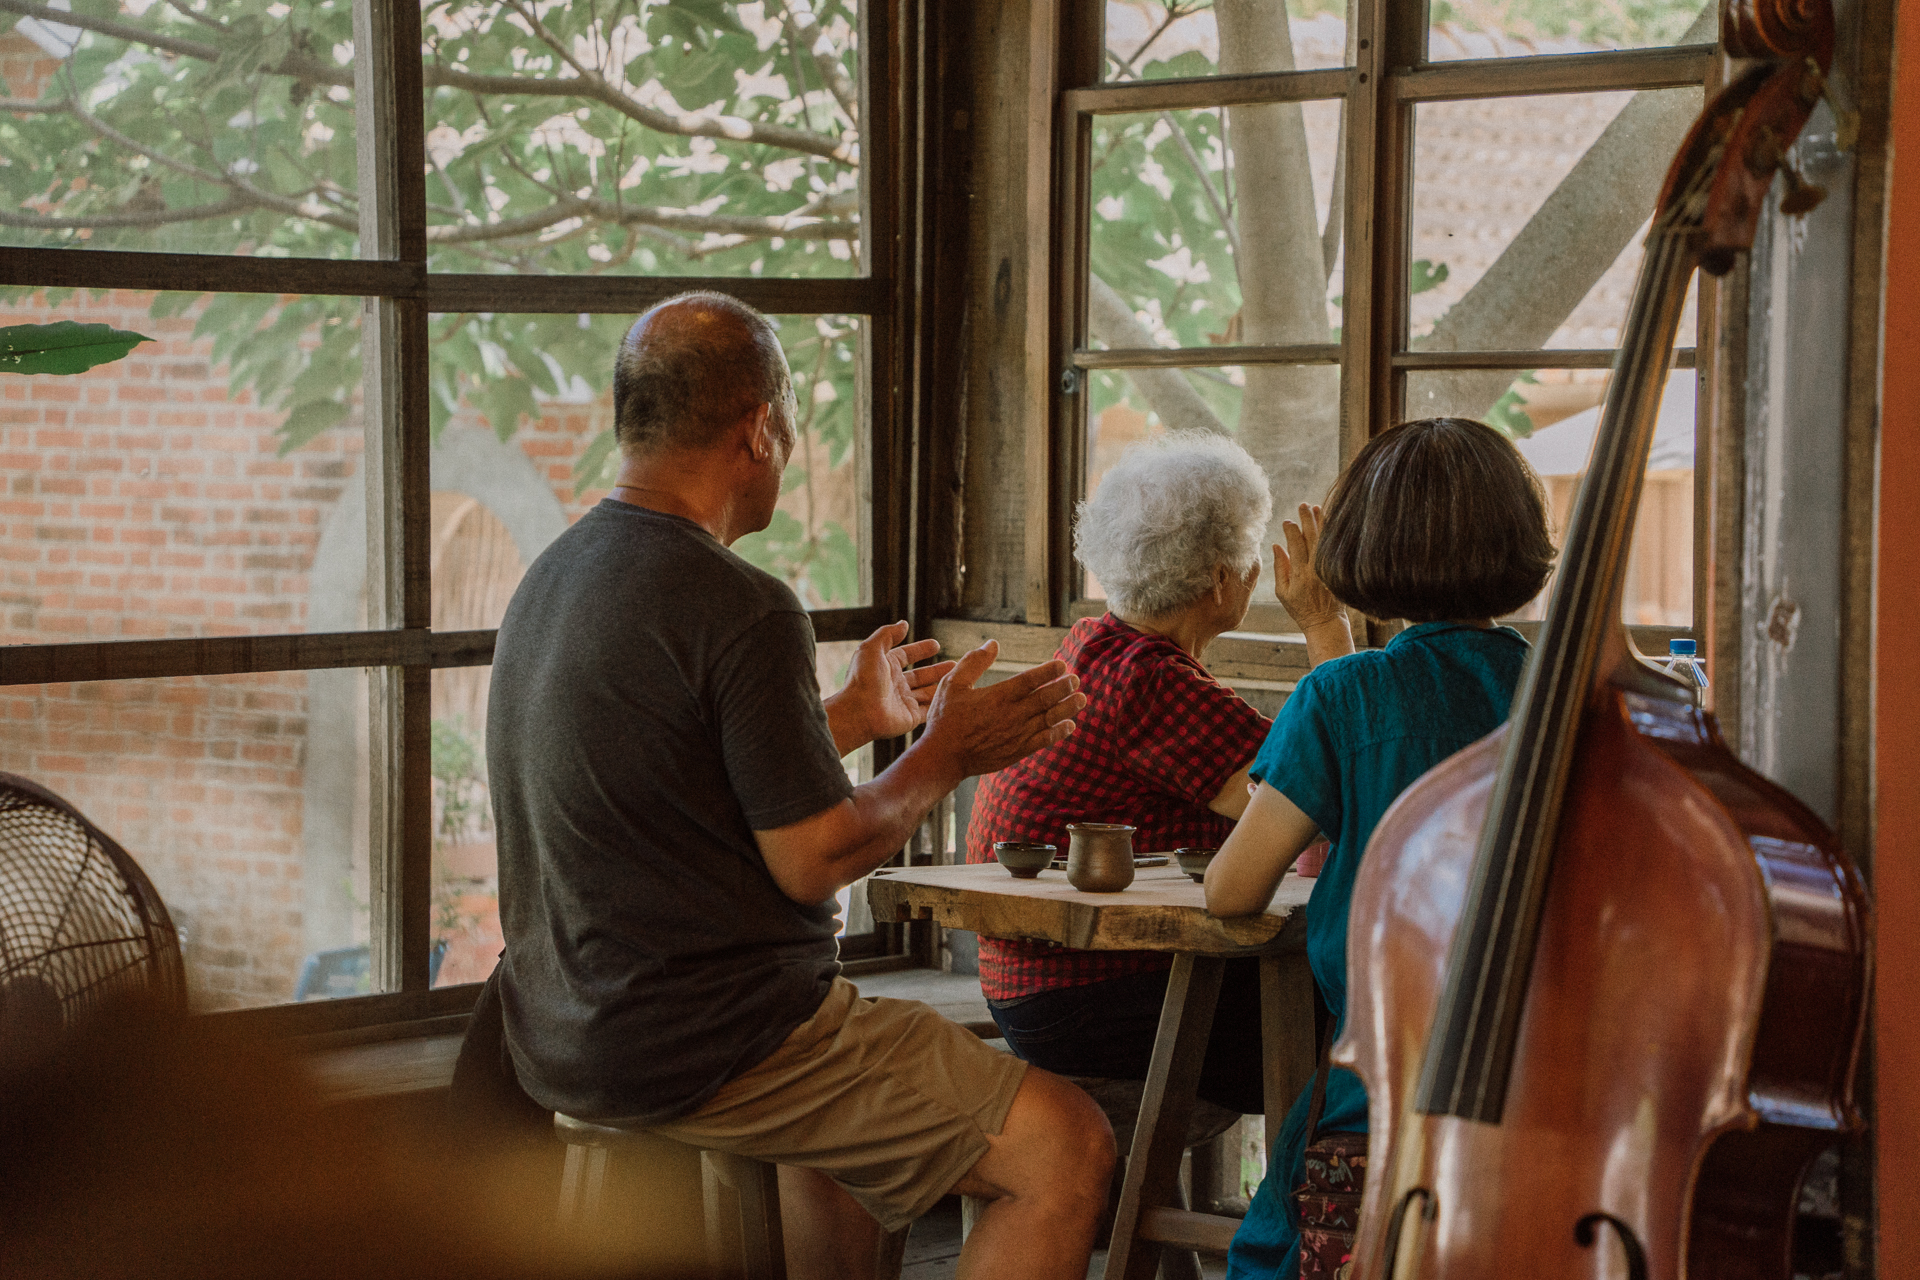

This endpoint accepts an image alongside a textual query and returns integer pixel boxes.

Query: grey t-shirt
[489,500,854,1123]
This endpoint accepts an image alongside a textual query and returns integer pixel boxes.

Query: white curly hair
[1075,432,1273,618]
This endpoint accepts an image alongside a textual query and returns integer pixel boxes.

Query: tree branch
[0,97,62,111]
[784,0,859,125]
[0,0,214,58]
[1085,273,1228,437]
[1159,111,1240,261]
[0,195,254,228]
[64,95,358,231]
[427,193,857,245]
[491,0,854,162]
[0,0,855,163]
[1410,3,1718,419]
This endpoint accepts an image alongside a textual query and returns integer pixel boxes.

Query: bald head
[612,292,795,455]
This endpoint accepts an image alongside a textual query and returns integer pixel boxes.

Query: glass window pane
[1081,362,1339,602]
[1405,366,1695,627]
[1104,1,1354,79]
[811,638,875,939]
[1088,103,1342,352]
[0,0,361,258]
[429,311,868,616]
[432,665,497,988]
[1426,0,1713,62]
[1,289,371,644]
[1408,87,1703,353]
[421,1,862,277]
[0,669,380,1010]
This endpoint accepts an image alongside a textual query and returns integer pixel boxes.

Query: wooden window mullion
[355,0,433,997]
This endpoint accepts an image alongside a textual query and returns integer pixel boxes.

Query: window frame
[0,0,920,1033]
[1046,0,1721,638]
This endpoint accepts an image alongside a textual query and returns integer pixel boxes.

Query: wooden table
[867,863,1316,1280]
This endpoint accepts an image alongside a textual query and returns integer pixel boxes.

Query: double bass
[1341,1,1872,1276]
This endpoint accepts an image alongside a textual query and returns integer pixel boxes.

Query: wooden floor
[901,1198,1230,1280]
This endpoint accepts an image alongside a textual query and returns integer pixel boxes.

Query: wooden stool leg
[1258,951,1318,1155]
[558,1144,611,1226]
[874,1223,909,1279]
[702,1152,787,1280]
[1104,953,1226,1280]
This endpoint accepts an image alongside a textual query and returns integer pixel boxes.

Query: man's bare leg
[950,1068,1116,1280]
[777,1165,908,1280]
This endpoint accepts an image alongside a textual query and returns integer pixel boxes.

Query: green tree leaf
[278,399,353,455]
[0,322,151,375]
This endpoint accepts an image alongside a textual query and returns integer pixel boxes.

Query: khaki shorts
[641,977,1029,1232]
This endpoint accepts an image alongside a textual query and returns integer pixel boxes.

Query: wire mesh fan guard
[0,772,186,1043]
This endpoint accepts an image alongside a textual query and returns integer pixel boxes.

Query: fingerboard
[1412,208,1706,1122]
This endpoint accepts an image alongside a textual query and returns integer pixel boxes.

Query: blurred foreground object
[0,996,706,1279]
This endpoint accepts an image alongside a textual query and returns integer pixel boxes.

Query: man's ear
[737,402,774,461]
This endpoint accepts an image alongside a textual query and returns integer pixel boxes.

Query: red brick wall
[0,284,608,1009]
[0,672,314,1009]
[1,290,360,644]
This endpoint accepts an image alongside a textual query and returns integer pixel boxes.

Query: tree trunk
[1085,3,1715,502]
[1087,274,1229,437]
[1217,0,1342,516]
[1411,4,1717,421]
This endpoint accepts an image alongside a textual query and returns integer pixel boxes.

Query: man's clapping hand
[920,640,1085,780]
[824,621,957,756]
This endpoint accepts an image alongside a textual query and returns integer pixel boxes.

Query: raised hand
[921,641,1086,779]
[1274,503,1356,666]
[826,620,958,754]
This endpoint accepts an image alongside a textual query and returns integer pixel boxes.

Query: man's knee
[1012,1068,1117,1192]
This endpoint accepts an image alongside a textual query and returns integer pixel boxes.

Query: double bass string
[1414,222,1702,1122]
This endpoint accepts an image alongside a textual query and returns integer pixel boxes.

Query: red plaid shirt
[965,613,1273,1000]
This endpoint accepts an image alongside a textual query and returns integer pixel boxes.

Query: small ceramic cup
[1174,847,1218,884]
[993,841,1057,879]
[1065,823,1137,892]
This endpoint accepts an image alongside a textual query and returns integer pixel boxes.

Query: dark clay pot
[1066,823,1137,892]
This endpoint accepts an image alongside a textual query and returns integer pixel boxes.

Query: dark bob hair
[1312,416,1556,623]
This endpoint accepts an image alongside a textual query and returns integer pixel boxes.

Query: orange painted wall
[1877,3,1920,1271]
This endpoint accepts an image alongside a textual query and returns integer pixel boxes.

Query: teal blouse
[1227,621,1530,1280]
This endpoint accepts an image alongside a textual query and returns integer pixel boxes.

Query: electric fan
[0,771,185,1054]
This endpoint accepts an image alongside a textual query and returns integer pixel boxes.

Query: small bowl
[994,842,1057,879]
[1174,847,1218,884]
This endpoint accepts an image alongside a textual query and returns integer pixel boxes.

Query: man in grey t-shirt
[492,292,1113,1279]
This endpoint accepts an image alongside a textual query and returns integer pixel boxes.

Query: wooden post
[963,0,1060,623]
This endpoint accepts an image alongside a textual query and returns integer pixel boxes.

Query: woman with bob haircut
[965,431,1354,1118]
[1207,416,1555,1280]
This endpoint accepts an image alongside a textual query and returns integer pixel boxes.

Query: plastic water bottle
[1660,638,1710,703]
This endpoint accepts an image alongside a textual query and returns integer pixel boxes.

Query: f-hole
[1575,1212,1649,1280]
[1382,1187,1435,1278]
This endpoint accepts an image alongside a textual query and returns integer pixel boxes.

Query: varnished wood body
[1340,657,1869,1280]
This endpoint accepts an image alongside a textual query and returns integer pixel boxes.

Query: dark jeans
[987,959,1267,1116]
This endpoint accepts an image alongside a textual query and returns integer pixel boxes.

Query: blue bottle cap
[1669,639,1697,655]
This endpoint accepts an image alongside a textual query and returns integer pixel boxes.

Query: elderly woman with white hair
[964,433,1353,1114]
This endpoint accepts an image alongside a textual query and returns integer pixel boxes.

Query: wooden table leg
[1103,953,1225,1280]
[1258,951,1318,1155]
